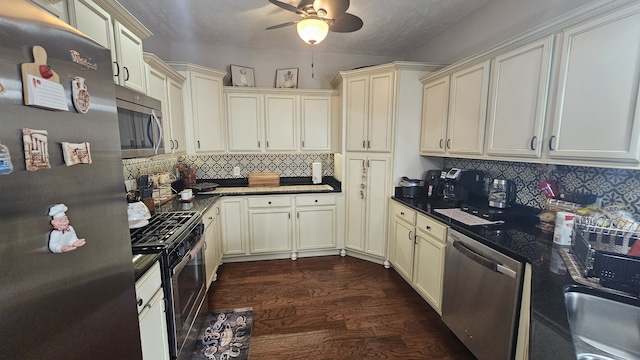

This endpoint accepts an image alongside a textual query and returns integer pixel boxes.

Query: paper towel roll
[312,162,322,184]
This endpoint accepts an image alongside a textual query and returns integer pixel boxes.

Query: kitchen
[2,0,640,359]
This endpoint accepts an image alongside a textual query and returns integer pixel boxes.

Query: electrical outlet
[233,166,240,176]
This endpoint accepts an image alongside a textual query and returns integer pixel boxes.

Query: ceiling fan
[266,0,363,45]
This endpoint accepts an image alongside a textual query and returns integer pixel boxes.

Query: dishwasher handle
[452,240,516,278]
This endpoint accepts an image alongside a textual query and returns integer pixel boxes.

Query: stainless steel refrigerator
[0,1,143,358]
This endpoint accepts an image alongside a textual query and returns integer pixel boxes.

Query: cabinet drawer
[295,195,336,206]
[247,196,291,208]
[416,214,447,242]
[392,202,416,226]
[135,261,162,314]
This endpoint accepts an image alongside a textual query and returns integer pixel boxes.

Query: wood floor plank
[208,255,476,359]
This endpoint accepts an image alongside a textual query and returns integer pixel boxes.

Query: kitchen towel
[312,162,322,184]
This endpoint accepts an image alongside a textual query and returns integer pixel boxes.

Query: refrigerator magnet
[48,204,86,253]
[71,77,90,113]
[0,82,5,96]
[22,128,51,171]
[0,142,13,175]
[61,141,92,166]
[21,46,68,111]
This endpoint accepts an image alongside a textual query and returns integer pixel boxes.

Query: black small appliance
[400,177,422,198]
[423,169,444,198]
[442,168,486,206]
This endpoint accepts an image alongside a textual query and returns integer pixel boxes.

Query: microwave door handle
[151,110,163,154]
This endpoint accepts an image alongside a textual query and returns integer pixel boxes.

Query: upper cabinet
[486,36,554,158]
[344,71,395,152]
[144,53,187,154]
[169,63,228,154]
[69,0,151,93]
[548,4,640,163]
[420,61,490,156]
[225,88,334,153]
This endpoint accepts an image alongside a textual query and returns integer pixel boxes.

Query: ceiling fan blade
[313,0,349,19]
[328,13,362,33]
[265,21,298,30]
[268,0,308,17]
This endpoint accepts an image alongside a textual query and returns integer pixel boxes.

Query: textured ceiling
[116,0,493,56]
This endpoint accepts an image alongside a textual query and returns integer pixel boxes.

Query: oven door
[170,232,206,358]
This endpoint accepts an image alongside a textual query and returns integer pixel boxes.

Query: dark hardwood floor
[207,255,476,360]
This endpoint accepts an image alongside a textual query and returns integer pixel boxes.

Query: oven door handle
[452,240,516,278]
[173,254,192,276]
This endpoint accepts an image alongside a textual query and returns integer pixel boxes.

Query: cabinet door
[221,198,246,255]
[191,72,225,152]
[345,76,369,151]
[550,6,640,162]
[301,96,331,151]
[69,0,116,69]
[447,61,490,155]
[345,156,367,251]
[487,37,553,158]
[113,21,146,93]
[264,95,297,151]
[203,205,220,287]
[420,77,449,154]
[138,289,171,360]
[167,79,186,154]
[368,72,394,152]
[296,207,336,250]
[227,93,262,152]
[392,217,415,282]
[248,209,292,253]
[364,156,391,257]
[146,65,171,152]
[413,231,446,315]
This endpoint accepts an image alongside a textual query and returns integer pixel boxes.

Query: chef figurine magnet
[48,204,86,253]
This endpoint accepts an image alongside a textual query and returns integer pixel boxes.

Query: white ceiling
[116,0,493,56]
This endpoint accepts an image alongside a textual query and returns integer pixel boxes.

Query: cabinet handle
[367,140,371,149]
[169,140,174,150]
[208,216,213,220]
[113,61,120,77]
[446,139,451,149]
[203,241,207,250]
[360,190,365,199]
[137,298,143,307]
[197,140,201,149]
[130,140,135,148]
[400,211,405,215]
[216,207,220,215]
[366,160,370,168]
[362,140,366,149]
[258,140,261,148]
[302,140,305,148]
[123,66,130,81]
[548,135,556,151]
[175,140,179,149]
[266,140,269,148]
[530,136,537,151]
[408,230,413,241]
[144,303,152,311]
[439,139,444,149]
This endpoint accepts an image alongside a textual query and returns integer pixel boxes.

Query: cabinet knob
[268,201,272,205]
[426,225,431,230]
[400,212,405,215]
[315,199,318,203]
[137,298,143,307]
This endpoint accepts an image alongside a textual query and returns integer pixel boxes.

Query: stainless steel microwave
[115,85,164,159]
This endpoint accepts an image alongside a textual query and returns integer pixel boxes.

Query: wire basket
[573,215,640,254]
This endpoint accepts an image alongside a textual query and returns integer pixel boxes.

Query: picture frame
[275,68,299,89]
[230,65,255,87]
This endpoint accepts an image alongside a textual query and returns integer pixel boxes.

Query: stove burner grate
[130,211,198,250]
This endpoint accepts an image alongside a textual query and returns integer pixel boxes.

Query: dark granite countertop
[390,195,577,360]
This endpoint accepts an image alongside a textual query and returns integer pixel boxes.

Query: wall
[442,158,640,217]
[407,0,590,64]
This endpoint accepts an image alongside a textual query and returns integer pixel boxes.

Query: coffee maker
[423,169,444,198]
[442,168,486,205]
[488,179,517,208]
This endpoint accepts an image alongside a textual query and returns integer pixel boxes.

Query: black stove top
[130,211,200,253]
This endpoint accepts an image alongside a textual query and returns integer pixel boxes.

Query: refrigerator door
[0,2,142,359]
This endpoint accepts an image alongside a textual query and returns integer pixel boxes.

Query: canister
[553,211,575,246]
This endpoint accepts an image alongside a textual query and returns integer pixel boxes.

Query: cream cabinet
[486,36,554,158]
[389,202,417,281]
[300,96,332,151]
[226,92,263,152]
[203,203,222,288]
[420,60,490,156]
[345,155,391,259]
[144,53,187,154]
[220,197,246,255]
[69,0,151,93]
[247,196,293,253]
[295,195,337,251]
[344,71,395,152]
[135,262,170,360]
[548,4,640,163]
[170,63,227,153]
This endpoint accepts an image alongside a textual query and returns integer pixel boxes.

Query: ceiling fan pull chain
[311,48,315,79]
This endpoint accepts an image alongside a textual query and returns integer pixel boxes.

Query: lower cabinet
[389,200,447,314]
[295,195,337,250]
[203,203,222,288]
[247,196,293,253]
[220,197,246,255]
[136,261,170,360]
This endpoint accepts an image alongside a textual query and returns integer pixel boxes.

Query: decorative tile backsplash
[123,153,334,181]
[443,158,640,217]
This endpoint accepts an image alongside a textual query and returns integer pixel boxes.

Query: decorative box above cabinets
[420,60,490,156]
[224,88,334,153]
[486,36,554,159]
[169,62,228,154]
[69,0,151,93]
[547,4,640,164]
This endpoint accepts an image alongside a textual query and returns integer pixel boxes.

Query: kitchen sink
[564,285,640,360]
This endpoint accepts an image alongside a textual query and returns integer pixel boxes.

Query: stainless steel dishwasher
[442,228,523,360]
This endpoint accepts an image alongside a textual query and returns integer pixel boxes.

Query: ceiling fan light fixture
[296,18,329,45]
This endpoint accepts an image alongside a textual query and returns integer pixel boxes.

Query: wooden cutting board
[248,172,280,187]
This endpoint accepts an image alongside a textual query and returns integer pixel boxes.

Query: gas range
[130,211,202,254]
